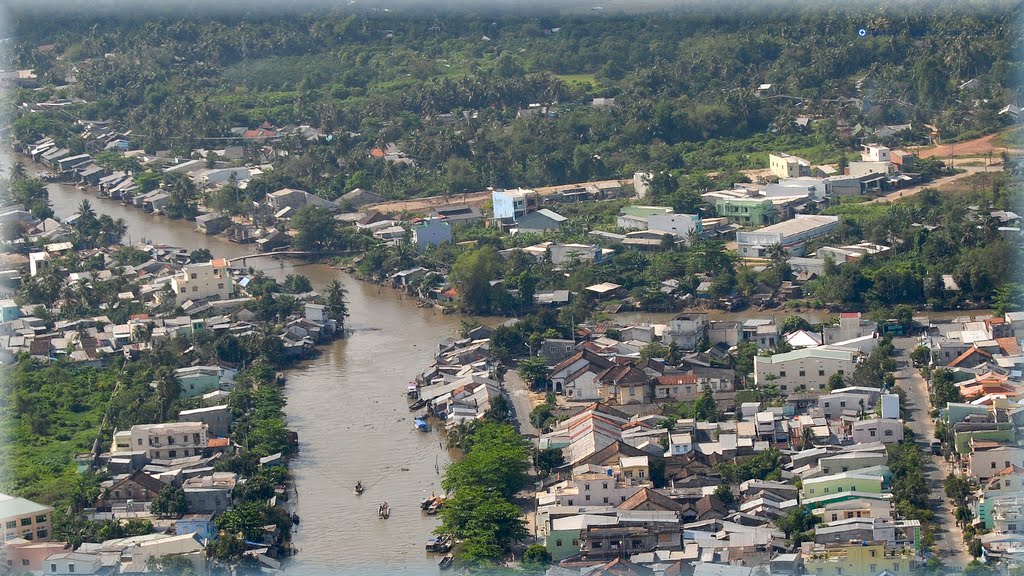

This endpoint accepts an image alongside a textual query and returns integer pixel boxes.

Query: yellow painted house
[801,541,917,576]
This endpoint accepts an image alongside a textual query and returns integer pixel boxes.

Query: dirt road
[918,128,1021,159]
[364,179,630,214]
[865,162,988,204]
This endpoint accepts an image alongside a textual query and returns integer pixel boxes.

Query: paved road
[866,163,986,204]
[503,368,541,439]
[892,336,971,569]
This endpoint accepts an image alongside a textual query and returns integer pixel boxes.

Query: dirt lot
[919,128,1022,158]
[364,179,630,214]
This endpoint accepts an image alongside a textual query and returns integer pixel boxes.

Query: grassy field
[993,126,1023,148]
[554,73,598,86]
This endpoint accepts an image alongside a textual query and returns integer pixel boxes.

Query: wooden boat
[427,498,445,515]
[408,398,426,411]
[291,513,300,525]
[425,537,453,553]
[420,496,436,510]
[354,482,364,495]
[378,502,391,519]
[438,555,454,570]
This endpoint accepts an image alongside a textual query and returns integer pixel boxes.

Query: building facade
[170,259,233,305]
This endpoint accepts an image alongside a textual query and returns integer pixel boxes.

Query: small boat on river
[409,398,426,411]
[378,502,391,519]
[354,481,364,495]
[425,536,453,553]
[439,555,454,570]
[427,498,445,515]
[415,418,431,432]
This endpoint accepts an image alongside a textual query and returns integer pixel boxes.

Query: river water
[38,175,461,576]
[33,168,989,575]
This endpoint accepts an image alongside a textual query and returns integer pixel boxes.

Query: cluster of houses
[532,397,920,576]
[2,394,291,574]
[0,241,348,573]
[0,242,340,364]
[411,326,504,430]
[521,309,1024,575]
[918,312,1024,563]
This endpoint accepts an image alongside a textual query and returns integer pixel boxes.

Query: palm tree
[77,199,97,221]
[9,163,27,181]
[325,280,349,330]
[766,243,787,266]
[155,368,181,421]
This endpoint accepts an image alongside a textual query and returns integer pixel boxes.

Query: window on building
[592,542,603,549]
[6,521,16,529]
[190,273,197,279]
[169,450,177,458]
[218,283,224,289]
[21,559,29,566]
[603,497,609,504]
[870,430,876,437]
[885,430,894,437]
[556,540,563,547]
[138,438,143,445]
[567,500,574,506]
[819,370,825,376]
[36,529,47,539]
[603,483,608,489]
[840,401,846,407]
[51,564,57,573]
[870,565,877,574]
[824,402,830,407]
[632,539,643,549]
[993,462,998,469]
[35,515,46,523]
[585,495,591,501]
[192,286,198,292]
[572,539,579,546]
[168,436,175,445]
[831,514,838,522]
[799,370,806,377]
[20,518,31,526]
[780,371,786,377]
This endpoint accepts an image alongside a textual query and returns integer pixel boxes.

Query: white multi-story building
[736,215,840,258]
[170,258,233,304]
[491,188,538,220]
[113,422,209,460]
[646,213,702,240]
[851,418,905,444]
[754,347,859,391]
[861,144,891,163]
[664,314,709,350]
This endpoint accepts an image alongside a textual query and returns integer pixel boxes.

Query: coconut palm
[9,163,27,181]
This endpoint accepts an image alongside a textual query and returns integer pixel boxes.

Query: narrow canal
[38,174,461,575]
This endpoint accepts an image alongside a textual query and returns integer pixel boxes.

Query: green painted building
[710,195,776,227]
